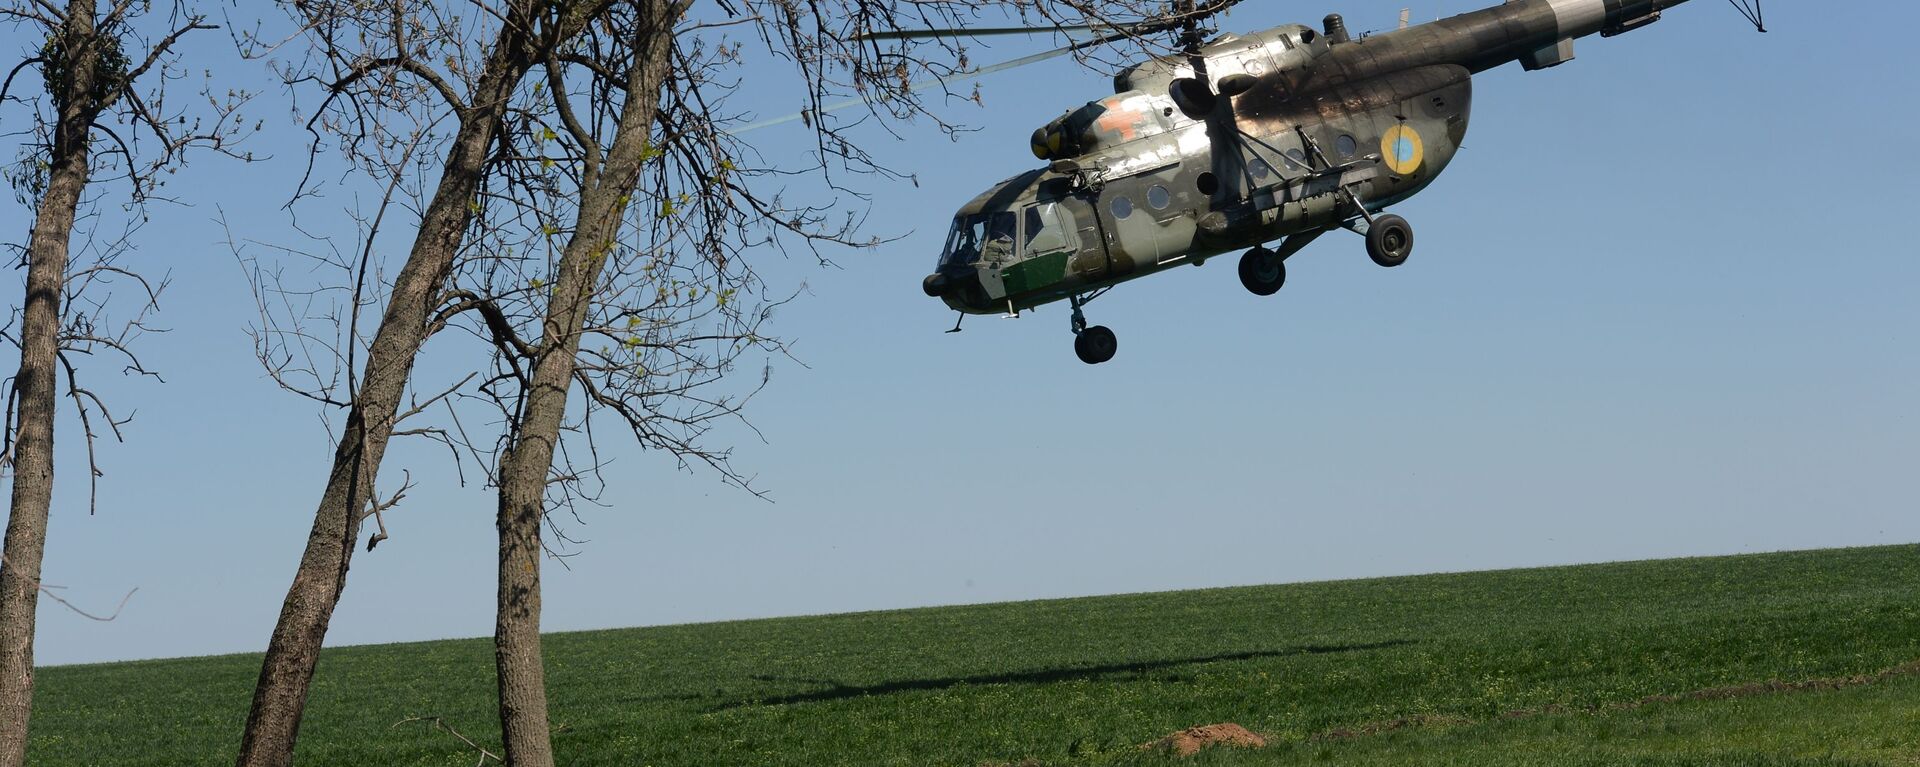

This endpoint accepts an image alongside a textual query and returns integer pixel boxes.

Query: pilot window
[1022,203,1072,257]
[940,211,1016,267]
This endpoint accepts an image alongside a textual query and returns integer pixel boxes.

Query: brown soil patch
[1141,723,1268,757]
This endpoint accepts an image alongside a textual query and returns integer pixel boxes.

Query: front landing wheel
[1366,214,1413,268]
[1237,246,1286,296]
[1074,325,1118,365]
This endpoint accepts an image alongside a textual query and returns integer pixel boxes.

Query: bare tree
[429,0,1161,762]
[483,13,690,760]
[230,3,625,765]
[240,0,1155,762]
[0,1,244,763]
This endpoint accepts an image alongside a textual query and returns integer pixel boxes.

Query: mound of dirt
[1142,723,1267,756]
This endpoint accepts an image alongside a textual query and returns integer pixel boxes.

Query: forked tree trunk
[493,4,685,763]
[0,6,101,765]
[232,19,542,767]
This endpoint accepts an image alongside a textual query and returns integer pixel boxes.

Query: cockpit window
[940,211,1016,268]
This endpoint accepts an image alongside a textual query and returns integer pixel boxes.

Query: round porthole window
[1248,158,1271,179]
[1147,185,1171,209]
[1336,134,1357,158]
[1111,195,1133,219]
[1283,148,1307,170]
[1196,172,1219,196]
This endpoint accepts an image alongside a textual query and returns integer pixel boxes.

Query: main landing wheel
[1237,246,1286,296]
[1366,214,1413,268]
[1074,325,1118,365]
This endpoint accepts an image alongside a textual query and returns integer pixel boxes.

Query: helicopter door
[1021,202,1075,259]
[1009,201,1085,293]
[1065,195,1106,279]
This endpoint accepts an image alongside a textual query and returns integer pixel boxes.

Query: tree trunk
[493,441,555,767]
[493,5,684,762]
[0,5,100,765]
[233,21,540,767]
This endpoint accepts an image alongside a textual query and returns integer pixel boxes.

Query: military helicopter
[866,0,1764,363]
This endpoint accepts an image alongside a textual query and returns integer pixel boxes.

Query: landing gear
[1237,246,1286,296]
[1069,293,1117,365]
[1365,213,1413,268]
[1073,325,1117,365]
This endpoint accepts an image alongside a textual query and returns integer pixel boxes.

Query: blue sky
[6,0,1917,667]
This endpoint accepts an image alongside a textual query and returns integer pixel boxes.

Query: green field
[31,545,1920,766]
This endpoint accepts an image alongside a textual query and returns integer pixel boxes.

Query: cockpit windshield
[939,211,1016,268]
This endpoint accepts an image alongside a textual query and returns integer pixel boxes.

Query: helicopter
[874,0,1764,363]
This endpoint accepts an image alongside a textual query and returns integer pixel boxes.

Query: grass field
[30,544,1920,766]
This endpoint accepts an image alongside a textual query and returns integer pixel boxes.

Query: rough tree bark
[234,9,547,767]
[0,6,100,763]
[490,4,688,762]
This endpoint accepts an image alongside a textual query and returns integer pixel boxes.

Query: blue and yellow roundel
[1381,124,1424,175]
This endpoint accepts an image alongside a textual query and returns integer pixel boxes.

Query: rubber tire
[1237,247,1286,296]
[1074,325,1118,365]
[1366,214,1413,268]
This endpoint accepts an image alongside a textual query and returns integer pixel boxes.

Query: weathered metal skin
[932,0,1690,315]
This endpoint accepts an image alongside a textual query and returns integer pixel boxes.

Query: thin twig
[393,716,501,766]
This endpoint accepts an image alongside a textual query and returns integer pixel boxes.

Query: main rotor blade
[853,24,1110,42]
[855,0,1249,46]
[732,0,1252,134]
[729,28,1137,135]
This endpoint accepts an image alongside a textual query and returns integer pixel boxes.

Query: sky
[4,0,1916,667]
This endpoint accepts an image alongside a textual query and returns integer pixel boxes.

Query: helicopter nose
[922,273,950,297]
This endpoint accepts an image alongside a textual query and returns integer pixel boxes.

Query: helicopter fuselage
[925,0,1687,317]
